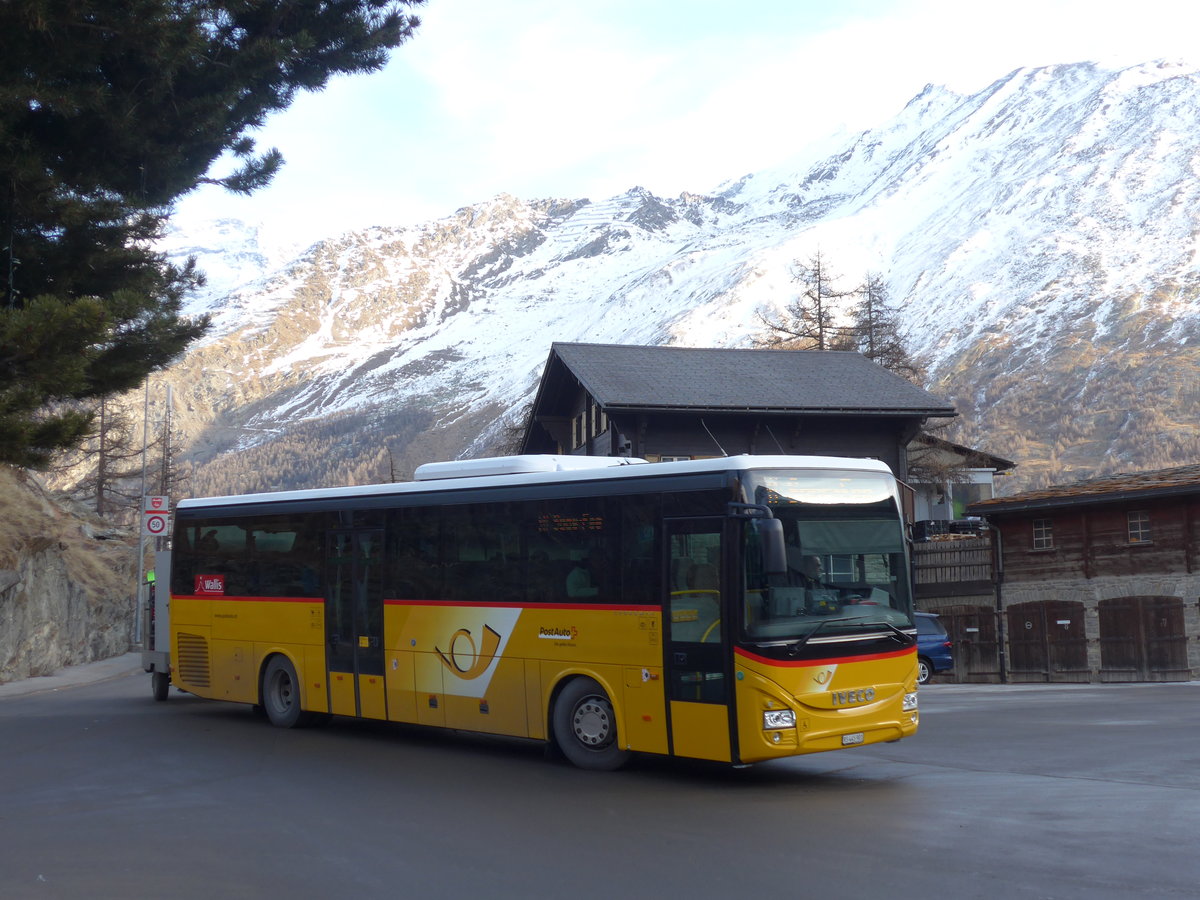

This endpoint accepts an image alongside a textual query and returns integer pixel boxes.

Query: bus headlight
[763,709,796,730]
[902,692,918,712]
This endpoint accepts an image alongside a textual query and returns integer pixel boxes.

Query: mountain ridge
[124,58,1200,499]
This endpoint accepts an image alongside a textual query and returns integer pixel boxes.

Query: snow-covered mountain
[149,59,1200,496]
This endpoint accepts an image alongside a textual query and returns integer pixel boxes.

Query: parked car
[915,612,954,684]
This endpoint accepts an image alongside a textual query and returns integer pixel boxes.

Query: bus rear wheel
[262,656,304,728]
[552,677,630,771]
[151,670,170,701]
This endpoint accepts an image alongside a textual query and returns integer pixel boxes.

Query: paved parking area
[2,661,1198,898]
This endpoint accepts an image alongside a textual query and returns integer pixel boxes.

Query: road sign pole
[139,496,171,646]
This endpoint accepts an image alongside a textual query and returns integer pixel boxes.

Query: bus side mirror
[756,518,787,576]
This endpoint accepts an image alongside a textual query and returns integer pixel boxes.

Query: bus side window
[390,509,444,601]
[620,494,659,607]
[171,525,196,595]
[532,497,613,604]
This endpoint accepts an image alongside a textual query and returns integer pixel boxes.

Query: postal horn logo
[436,625,501,680]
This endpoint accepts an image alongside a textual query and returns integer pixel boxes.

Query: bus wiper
[881,622,913,644]
[785,615,871,656]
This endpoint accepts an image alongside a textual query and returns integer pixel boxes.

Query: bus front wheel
[262,656,303,728]
[552,677,630,771]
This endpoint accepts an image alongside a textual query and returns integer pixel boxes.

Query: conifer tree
[0,0,423,467]
[848,272,924,383]
[757,250,856,351]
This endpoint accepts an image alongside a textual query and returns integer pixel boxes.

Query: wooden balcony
[912,536,994,599]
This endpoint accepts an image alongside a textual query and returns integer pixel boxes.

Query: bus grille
[176,633,211,688]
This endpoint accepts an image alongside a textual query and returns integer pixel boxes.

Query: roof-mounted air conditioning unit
[413,455,647,481]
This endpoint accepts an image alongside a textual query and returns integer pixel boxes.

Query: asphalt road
[2,661,1198,899]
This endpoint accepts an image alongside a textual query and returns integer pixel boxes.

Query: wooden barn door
[938,605,1000,683]
[1006,600,1088,682]
[1099,597,1188,682]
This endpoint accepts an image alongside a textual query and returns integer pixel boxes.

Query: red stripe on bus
[172,594,322,603]
[735,645,914,667]
[171,594,659,612]
[384,598,660,612]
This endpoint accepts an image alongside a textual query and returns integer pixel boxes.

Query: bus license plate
[841,732,865,746]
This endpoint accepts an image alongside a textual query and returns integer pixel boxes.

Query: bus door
[325,529,386,719]
[664,518,734,762]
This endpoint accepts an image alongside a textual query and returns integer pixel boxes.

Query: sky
[171,0,1200,247]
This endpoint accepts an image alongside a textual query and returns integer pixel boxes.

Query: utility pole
[135,381,150,645]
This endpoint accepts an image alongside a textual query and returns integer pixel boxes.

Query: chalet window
[588,400,606,438]
[1127,510,1151,544]
[1032,518,1053,550]
[574,398,607,447]
[660,455,691,462]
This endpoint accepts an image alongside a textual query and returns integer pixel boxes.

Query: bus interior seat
[689,563,718,591]
[670,557,693,591]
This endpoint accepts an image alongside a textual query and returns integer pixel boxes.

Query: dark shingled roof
[549,343,955,416]
[969,463,1200,515]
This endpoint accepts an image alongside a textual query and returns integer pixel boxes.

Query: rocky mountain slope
[136,59,1200,498]
[0,467,136,682]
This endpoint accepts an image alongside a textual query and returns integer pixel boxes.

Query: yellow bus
[145,455,920,769]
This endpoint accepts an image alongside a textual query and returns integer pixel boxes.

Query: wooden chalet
[519,342,957,482]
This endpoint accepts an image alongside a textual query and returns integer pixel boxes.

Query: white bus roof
[176,454,894,511]
[413,454,645,480]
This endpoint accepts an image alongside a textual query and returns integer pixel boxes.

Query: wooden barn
[968,465,1200,682]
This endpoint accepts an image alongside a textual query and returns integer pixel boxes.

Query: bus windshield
[742,470,912,642]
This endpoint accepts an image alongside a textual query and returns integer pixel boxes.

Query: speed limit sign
[146,513,169,536]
